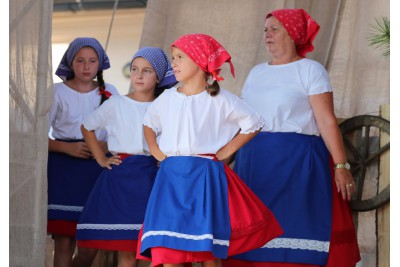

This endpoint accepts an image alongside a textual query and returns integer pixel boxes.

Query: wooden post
[378,104,390,267]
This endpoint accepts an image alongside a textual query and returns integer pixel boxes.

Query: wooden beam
[378,103,390,267]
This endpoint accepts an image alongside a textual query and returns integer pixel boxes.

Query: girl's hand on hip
[67,141,92,158]
[99,154,122,170]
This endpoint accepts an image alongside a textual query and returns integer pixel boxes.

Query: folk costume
[222,9,360,267]
[137,34,283,266]
[47,37,117,236]
[75,47,178,252]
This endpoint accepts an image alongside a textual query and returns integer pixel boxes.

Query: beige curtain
[327,0,390,118]
[9,0,53,266]
[140,0,389,118]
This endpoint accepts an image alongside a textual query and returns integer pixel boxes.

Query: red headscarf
[171,34,235,81]
[267,9,320,57]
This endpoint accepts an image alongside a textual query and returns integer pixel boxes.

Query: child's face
[130,57,158,94]
[171,47,202,83]
[71,47,99,82]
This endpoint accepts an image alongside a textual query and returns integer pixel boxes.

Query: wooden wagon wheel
[339,115,390,212]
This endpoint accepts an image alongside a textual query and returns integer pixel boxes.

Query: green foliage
[367,16,390,57]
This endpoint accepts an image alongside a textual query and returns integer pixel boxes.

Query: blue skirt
[232,132,332,265]
[76,155,158,243]
[47,149,104,222]
[140,156,232,259]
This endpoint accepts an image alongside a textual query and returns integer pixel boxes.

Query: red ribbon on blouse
[98,88,112,99]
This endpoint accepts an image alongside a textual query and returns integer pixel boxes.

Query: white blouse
[83,95,151,155]
[48,82,119,141]
[143,87,264,156]
[241,58,332,135]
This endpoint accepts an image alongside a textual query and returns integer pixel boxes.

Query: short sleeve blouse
[241,58,332,135]
[143,87,264,156]
[48,82,119,141]
[82,95,151,155]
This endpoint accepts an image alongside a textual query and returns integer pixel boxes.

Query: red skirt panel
[224,163,284,256]
[221,259,318,267]
[152,247,216,266]
[47,220,77,237]
[221,160,360,267]
[137,161,283,266]
[325,159,360,267]
[136,229,193,267]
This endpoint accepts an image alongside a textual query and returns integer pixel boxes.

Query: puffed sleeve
[225,90,265,134]
[82,96,115,131]
[143,98,163,136]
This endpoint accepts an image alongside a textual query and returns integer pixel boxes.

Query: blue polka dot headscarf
[55,37,110,81]
[131,47,178,90]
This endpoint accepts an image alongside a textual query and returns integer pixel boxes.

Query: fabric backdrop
[139,0,389,118]
[9,0,389,266]
[9,0,53,266]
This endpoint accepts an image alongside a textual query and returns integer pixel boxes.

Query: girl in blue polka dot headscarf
[74,47,177,267]
[131,46,178,96]
[55,37,113,104]
[48,37,119,267]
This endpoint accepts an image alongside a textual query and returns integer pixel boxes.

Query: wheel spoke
[339,115,390,212]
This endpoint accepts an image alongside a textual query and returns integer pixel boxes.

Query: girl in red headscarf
[222,9,360,267]
[136,33,284,267]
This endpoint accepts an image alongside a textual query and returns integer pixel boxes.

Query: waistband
[117,153,134,160]
[166,154,217,160]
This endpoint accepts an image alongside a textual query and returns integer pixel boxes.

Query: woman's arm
[144,126,167,162]
[81,124,121,169]
[310,92,356,201]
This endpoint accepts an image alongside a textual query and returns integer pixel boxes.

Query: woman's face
[130,57,158,94]
[71,47,99,82]
[264,16,295,55]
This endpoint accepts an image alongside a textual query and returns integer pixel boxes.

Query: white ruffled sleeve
[82,96,114,131]
[143,100,162,136]
[225,91,265,134]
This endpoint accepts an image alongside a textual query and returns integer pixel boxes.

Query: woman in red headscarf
[136,33,284,267]
[222,9,361,267]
